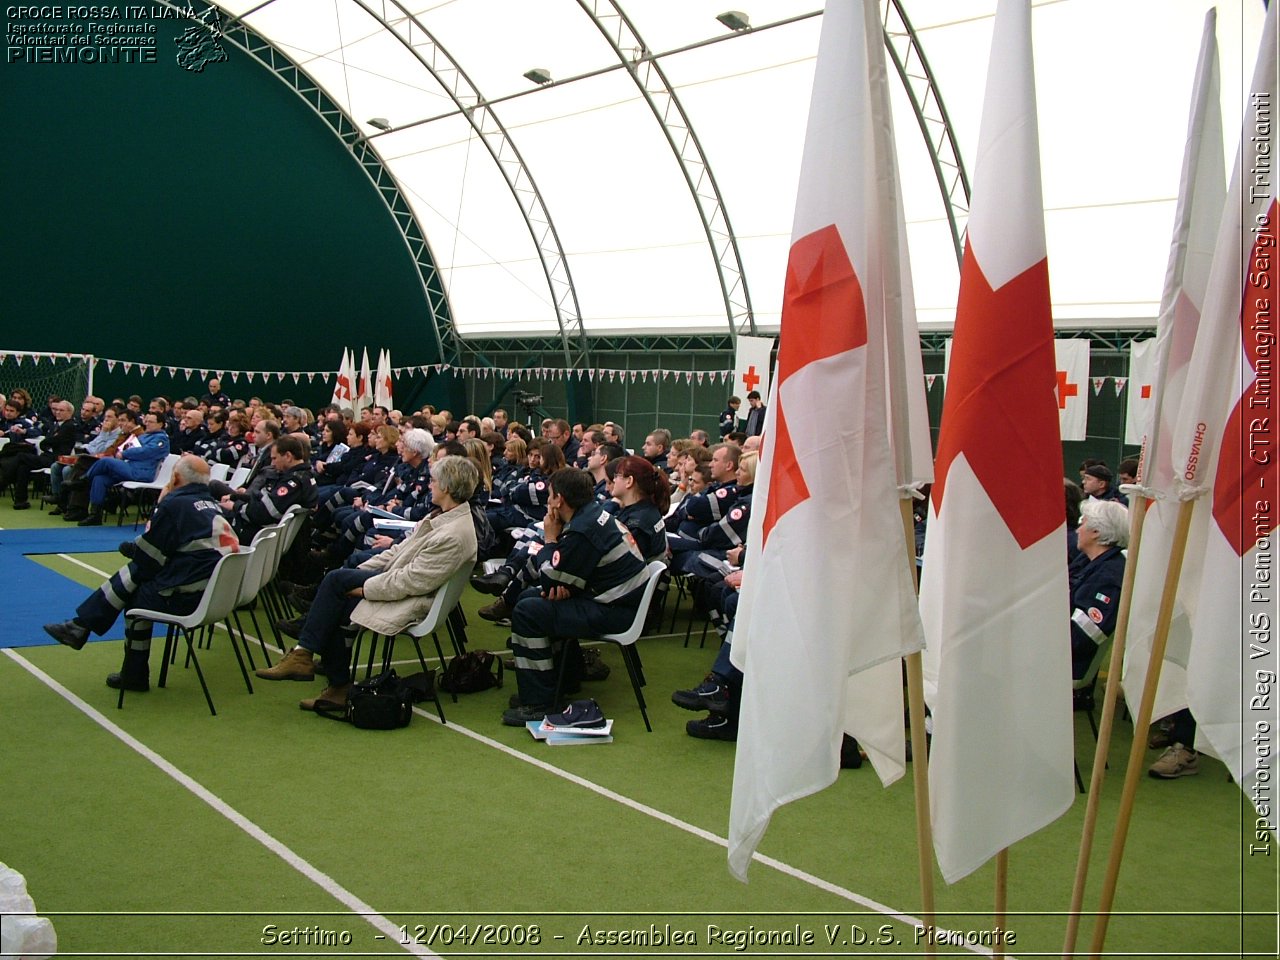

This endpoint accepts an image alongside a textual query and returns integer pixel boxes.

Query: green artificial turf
[2,502,1275,959]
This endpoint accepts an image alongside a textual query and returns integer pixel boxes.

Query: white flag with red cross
[1054,339,1090,441]
[1122,9,1225,726]
[732,336,774,418]
[919,0,1074,885]
[727,0,925,881]
[1173,0,1278,791]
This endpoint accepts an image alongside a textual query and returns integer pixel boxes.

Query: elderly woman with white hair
[1069,498,1128,680]
[256,454,479,709]
[313,427,436,569]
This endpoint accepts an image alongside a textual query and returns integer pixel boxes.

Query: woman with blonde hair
[462,437,493,496]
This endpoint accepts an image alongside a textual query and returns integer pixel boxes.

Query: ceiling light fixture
[716,10,750,31]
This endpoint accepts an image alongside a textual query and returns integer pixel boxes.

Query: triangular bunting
[926,374,938,390]
[1092,376,1107,395]
[1112,376,1127,396]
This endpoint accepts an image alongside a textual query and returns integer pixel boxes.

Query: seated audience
[77,411,171,526]
[255,456,480,709]
[223,434,317,544]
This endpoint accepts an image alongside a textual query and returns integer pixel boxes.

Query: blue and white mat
[0,526,133,648]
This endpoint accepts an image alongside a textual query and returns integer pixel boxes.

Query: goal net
[0,351,93,412]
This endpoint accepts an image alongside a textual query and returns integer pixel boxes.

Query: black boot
[470,569,512,595]
[78,507,104,527]
[44,619,90,650]
[106,647,150,692]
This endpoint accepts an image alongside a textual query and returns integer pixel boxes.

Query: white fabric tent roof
[219,0,1267,338]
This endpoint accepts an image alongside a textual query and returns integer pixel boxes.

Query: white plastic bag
[0,862,56,960]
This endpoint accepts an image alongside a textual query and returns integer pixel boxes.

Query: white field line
[36,554,996,956]
[3,649,440,959]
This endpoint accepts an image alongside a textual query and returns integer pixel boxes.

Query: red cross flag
[356,347,373,415]
[375,348,394,409]
[732,335,774,415]
[331,347,353,405]
[1054,339,1090,441]
[727,0,925,880]
[918,0,1074,884]
[1174,0,1278,790]
[1122,9,1225,726]
[1125,337,1158,447]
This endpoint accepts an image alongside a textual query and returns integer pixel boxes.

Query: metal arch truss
[577,0,756,343]
[919,328,1154,356]
[351,0,591,373]
[466,332,733,356]
[882,0,971,271]
[181,1,459,364]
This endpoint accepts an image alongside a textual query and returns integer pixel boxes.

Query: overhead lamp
[716,10,750,31]
[367,117,392,132]
[522,67,553,85]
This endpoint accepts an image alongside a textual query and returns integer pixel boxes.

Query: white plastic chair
[228,465,252,489]
[352,562,475,722]
[278,504,309,553]
[122,548,254,715]
[227,528,281,671]
[208,462,232,483]
[552,559,668,732]
[117,453,181,527]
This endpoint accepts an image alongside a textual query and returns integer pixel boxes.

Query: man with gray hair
[43,454,241,692]
[1069,498,1128,680]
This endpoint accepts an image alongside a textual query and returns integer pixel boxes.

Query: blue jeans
[296,567,378,687]
[87,458,136,507]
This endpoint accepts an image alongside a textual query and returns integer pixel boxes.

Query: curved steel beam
[172,1,458,362]
[576,0,757,343]
[882,0,972,270]
[351,0,591,371]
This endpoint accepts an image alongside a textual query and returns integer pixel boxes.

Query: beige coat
[348,503,477,636]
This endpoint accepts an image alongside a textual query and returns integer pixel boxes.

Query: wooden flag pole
[1062,494,1149,957]
[900,498,936,956]
[1086,499,1196,959]
[994,848,1009,960]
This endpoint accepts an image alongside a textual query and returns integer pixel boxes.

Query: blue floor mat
[0,526,135,648]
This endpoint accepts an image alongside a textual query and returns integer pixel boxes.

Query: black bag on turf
[439,651,503,694]
[315,669,415,729]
